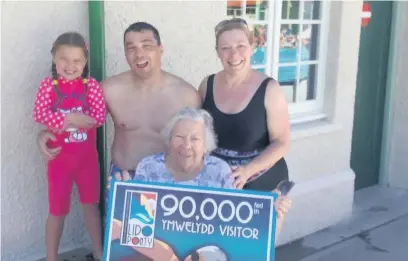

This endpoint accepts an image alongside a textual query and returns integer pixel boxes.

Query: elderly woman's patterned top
[133,152,235,189]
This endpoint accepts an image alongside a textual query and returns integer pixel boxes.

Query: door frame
[379,1,403,186]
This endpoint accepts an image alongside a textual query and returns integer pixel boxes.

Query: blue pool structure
[251,46,310,84]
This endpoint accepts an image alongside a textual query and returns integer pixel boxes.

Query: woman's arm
[273,193,292,243]
[243,80,291,178]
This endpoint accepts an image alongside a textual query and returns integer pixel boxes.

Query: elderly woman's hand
[273,191,292,219]
[106,170,132,190]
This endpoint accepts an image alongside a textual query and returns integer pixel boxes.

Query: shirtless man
[37,22,201,261]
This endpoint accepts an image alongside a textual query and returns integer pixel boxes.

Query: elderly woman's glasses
[214,18,248,35]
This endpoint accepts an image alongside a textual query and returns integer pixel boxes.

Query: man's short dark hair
[124,22,162,45]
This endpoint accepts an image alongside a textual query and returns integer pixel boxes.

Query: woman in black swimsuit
[199,18,291,192]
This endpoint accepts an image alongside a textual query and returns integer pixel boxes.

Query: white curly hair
[160,107,218,153]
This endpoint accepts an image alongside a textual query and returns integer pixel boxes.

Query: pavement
[276,213,408,261]
[275,185,408,261]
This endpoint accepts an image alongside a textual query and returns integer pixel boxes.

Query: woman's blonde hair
[215,19,254,48]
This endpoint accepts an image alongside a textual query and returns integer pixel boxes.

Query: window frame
[233,0,331,122]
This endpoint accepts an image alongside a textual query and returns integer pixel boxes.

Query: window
[226,0,330,121]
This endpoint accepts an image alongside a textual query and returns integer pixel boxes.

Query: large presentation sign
[103,180,278,261]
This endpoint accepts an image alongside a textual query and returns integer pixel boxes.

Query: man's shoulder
[162,71,201,106]
[164,72,196,91]
[100,71,131,90]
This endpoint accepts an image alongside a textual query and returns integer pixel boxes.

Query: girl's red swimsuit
[33,76,107,216]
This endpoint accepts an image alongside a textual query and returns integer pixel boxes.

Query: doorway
[351,1,393,190]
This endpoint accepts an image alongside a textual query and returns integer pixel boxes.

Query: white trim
[275,0,330,119]
[252,64,266,69]
[279,60,319,67]
[241,0,247,19]
[290,112,327,125]
[230,0,331,121]
[271,0,283,79]
[314,0,331,115]
[361,12,372,19]
[281,19,322,24]
[247,20,269,25]
[294,0,305,103]
[379,1,402,187]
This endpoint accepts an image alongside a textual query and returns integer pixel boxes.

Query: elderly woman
[110,107,234,188]
[107,107,291,261]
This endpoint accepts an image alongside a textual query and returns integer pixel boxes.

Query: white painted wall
[1,0,364,260]
[103,0,362,246]
[1,2,91,261]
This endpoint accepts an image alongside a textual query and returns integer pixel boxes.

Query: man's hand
[64,113,96,129]
[37,130,61,160]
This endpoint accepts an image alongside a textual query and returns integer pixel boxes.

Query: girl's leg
[46,214,65,261]
[77,150,103,259]
[82,203,103,260]
[47,154,74,261]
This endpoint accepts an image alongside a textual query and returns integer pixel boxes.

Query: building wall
[104,0,362,245]
[382,1,408,189]
[1,1,363,260]
[103,0,226,153]
[1,2,91,261]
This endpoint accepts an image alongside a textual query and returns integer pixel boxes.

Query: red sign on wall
[361,3,372,28]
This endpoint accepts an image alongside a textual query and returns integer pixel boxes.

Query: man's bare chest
[108,95,181,131]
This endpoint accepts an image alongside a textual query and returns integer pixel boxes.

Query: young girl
[33,32,106,261]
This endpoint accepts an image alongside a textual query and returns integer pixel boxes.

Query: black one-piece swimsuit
[202,74,289,191]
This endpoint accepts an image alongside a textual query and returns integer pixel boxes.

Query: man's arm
[180,81,202,109]
[36,130,60,160]
[197,76,209,102]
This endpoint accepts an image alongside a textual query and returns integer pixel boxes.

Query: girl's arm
[33,77,66,131]
[85,77,107,128]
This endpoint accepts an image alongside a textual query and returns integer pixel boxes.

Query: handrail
[88,0,107,241]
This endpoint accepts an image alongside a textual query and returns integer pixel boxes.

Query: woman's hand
[231,165,251,189]
[111,218,122,241]
[273,191,292,219]
[106,170,132,190]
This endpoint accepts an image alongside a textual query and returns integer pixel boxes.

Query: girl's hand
[64,112,95,129]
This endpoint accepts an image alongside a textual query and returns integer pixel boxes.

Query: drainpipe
[88,0,107,239]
